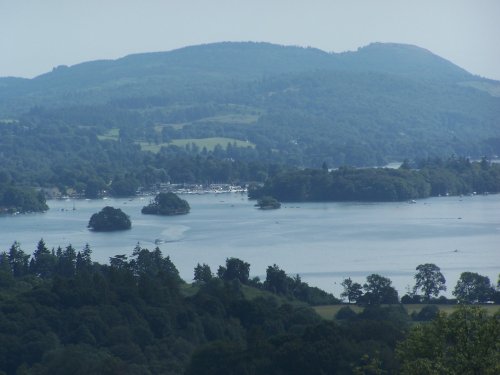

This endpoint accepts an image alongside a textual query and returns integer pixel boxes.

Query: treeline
[0,181,47,213]
[0,241,499,374]
[249,157,500,202]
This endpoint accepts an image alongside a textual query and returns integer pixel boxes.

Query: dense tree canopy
[141,192,190,215]
[87,206,132,231]
[0,183,48,213]
[0,240,498,374]
[397,307,500,374]
[249,159,500,202]
[255,196,281,209]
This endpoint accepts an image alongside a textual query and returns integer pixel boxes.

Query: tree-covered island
[141,192,190,215]
[255,195,281,209]
[87,206,131,231]
[0,182,48,214]
[249,158,500,202]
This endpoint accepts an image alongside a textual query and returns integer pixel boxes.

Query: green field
[0,119,19,125]
[97,128,120,141]
[138,137,255,153]
[97,127,256,153]
[154,123,185,131]
[154,113,260,132]
[313,304,500,320]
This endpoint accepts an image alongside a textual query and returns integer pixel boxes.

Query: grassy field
[313,304,500,320]
[97,126,256,153]
[153,112,260,132]
[180,283,500,319]
[0,119,19,124]
[138,137,255,153]
[97,128,120,141]
[154,123,185,131]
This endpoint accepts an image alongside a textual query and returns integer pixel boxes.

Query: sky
[1,0,500,80]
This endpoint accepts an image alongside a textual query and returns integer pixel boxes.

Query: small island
[88,206,131,231]
[255,196,281,210]
[141,192,190,216]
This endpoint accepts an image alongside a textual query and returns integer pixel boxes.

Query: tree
[413,263,446,301]
[131,245,180,281]
[264,264,290,295]
[453,272,493,303]
[88,206,131,231]
[31,238,56,278]
[8,241,30,277]
[76,244,93,274]
[109,254,129,270]
[397,306,500,374]
[340,277,363,303]
[110,175,139,197]
[362,274,399,305]
[217,258,250,284]
[193,263,213,283]
[55,245,77,278]
[84,178,106,199]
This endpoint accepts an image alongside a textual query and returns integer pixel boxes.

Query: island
[248,159,500,202]
[0,184,48,214]
[255,196,281,210]
[88,206,131,231]
[141,192,190,215]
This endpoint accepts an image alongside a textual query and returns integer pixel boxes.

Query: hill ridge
[0,41,474,82]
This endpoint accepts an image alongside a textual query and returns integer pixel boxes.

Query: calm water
[1,194,499,297]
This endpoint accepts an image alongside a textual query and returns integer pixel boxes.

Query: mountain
[0,42,483,111]
[1,41,499,174]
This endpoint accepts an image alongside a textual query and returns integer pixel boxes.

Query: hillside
[0,42,480,109]
[1,41,500,188]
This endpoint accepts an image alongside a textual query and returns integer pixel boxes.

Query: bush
[412,305,439,321]
[335,306,357,320]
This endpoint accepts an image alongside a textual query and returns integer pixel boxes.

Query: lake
[1,193,499,298]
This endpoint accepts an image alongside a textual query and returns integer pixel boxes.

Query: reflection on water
[0,193,498,297]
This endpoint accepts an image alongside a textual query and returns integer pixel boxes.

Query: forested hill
[1,41,500,174]
[0,42,477,104]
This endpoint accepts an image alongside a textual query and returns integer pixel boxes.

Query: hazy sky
[1,0,500,79]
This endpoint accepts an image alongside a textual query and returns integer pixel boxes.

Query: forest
[249,158,500,202]
[0,241,499,374]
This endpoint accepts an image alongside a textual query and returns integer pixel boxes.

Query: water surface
[1,194,498,297]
